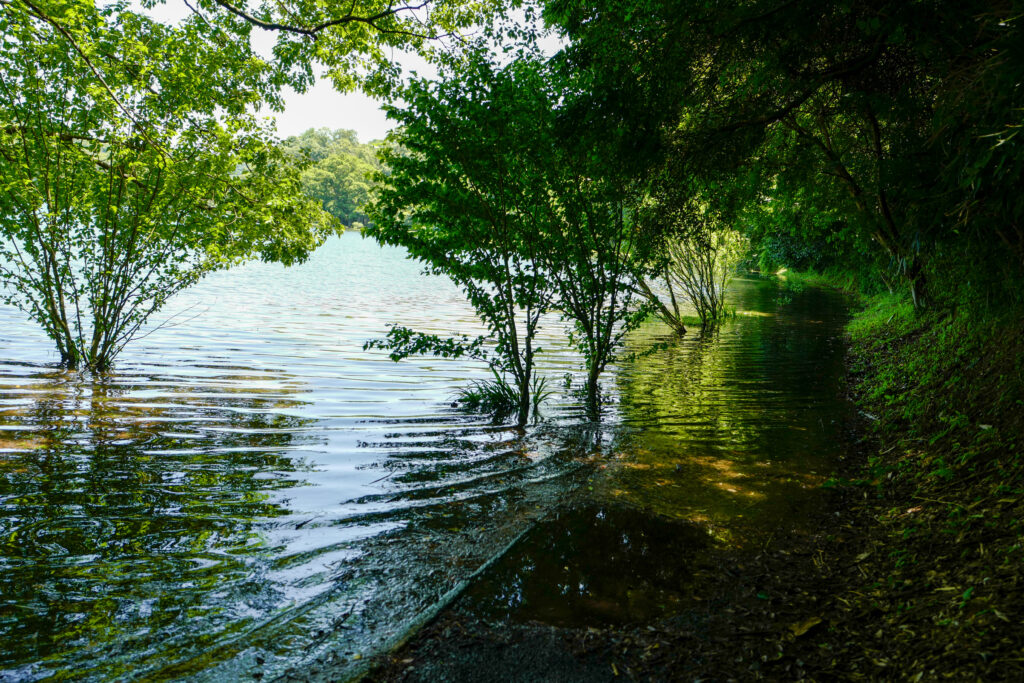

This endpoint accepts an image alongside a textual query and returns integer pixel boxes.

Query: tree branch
[209,0,436,38]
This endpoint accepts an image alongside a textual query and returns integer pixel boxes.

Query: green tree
[366,47,555,427]
[640,196,747,332]
[282,129,381,227]
[536,157,647,416]
[368,41,649,418]
[0,0,331,370]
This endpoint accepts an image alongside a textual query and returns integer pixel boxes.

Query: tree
[368,40,651,419]
[282,129,381,227]
[1,0,506,370]
[665,219,745,331]
[639,195,747,332]
[0,0,331,370]
[536,156,648,416]
[634,167,750,332]
[366,46,555,427]
[544,0,1001,309]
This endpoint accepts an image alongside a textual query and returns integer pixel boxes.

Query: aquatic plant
[454,369,555,422]
[454,370,522,418]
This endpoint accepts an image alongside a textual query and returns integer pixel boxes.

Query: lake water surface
[0,232,851,680]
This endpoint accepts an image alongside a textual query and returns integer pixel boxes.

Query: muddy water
[0,233,850,681]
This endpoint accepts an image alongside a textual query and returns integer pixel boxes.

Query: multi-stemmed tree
[368,42,650,420]
[0,1,331,370]
[367,46,556,427]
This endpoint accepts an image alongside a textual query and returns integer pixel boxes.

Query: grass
[775,265,884,299]
[847,298,1023,472]
[454,369,520,416]
[807,284,1024,677]
[453,369,556,421]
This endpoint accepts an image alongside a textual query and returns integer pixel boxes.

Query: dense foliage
[282,128,382,228]
[367,47,554,426]
[368,42,650,420]
[544,0,1024,313]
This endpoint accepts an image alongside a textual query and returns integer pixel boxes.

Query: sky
[272,84,395,143]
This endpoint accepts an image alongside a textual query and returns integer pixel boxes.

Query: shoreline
[360,279,1024,682]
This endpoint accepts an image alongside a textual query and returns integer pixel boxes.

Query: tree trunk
[585,365,600,419]
[908,262,927,310]
[61,349,79,370]
[516,369,531,429]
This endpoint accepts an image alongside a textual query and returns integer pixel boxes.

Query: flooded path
[0,234,851,681]
[460,278,853,631]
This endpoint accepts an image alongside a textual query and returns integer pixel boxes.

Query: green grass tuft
[454,370,520,416]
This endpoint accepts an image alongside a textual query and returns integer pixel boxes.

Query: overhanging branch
[210,0,437,39]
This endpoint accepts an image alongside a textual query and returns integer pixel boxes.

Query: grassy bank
[775,271,1024,678]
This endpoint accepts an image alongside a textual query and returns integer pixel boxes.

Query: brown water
[0,234,850,680]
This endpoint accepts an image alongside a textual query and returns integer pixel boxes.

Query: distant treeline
[282,128,384,229]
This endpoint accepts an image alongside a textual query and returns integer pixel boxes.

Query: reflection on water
[0,234,851,680]
[0,376,317,681]
[605,279,851,537]
[464,504,711,627]
[461,278,853,626]
[0,234,587,682]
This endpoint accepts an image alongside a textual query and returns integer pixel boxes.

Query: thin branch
[210,0,437,38]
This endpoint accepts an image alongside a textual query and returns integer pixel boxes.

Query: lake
[0,231,851,680]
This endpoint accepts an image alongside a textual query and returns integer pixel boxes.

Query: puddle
[463,504,714,627]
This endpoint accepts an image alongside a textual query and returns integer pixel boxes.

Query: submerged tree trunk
[637,278,687,335]
[585,364,600,419]
[516,367,531,429]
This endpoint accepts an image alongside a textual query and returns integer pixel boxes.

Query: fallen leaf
[789,616,822,637]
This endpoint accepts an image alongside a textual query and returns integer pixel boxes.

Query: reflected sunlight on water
[604,279,852,539]
[0,234,851,680]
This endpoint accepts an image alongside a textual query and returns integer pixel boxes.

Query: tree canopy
[282,129,382,227]
[544,0,1024,310]
[0,0,511,369]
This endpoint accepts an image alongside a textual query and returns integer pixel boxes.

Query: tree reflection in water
[603,279,852,537]
[0,371,317,680]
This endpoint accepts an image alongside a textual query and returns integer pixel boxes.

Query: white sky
[271,83,395,143]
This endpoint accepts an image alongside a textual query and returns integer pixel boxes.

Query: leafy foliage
[281,129,382,227]
[14,0,507,101]
[0,0,331,370]
[545,0,1024,312]
[368,40,652,420]
[367,44,556,426]
[364,326,489,363]
[653,214,746,331]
